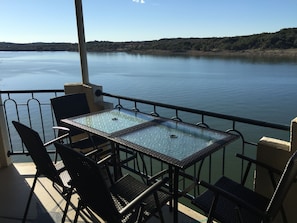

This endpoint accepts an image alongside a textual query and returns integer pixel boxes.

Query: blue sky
[0,0,296,43]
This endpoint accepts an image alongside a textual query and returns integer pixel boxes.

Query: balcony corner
[255,116,297,222]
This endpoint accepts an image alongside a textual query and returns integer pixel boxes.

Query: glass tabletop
[63,108,238,168]
[71,108,154,135]
[118,120,231,161]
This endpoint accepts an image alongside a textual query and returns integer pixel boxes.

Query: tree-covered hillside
[0,28,296,54]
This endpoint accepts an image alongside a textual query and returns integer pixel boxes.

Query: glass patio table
[61,108,154,138]
[62,108,238,223]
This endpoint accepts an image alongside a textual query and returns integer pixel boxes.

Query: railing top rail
[0,89,64,94]
[102,92,290,131]
[0,89,290,131]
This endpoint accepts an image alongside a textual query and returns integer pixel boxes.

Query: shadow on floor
[0,163,205,223]
[0,164,54,223]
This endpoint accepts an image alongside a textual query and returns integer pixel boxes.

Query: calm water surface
[1,51,297,125]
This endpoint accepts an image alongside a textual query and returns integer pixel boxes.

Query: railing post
[64,83,113,112]
[0,96,12,168]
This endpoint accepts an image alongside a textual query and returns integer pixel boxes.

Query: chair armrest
[44,133,70,147]
[148,169,169,184]
[199,180,265,217]
[119,177,169,216]
[236,153,282,175]
[84,147,111,158]
[52,126,71,132]
[96,154,113,166]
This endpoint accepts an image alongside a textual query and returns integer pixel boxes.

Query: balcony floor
[0,162,207,223]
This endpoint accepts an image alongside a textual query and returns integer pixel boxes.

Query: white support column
[75,0,89,84]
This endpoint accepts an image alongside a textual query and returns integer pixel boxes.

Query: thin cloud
[132,0,145,3]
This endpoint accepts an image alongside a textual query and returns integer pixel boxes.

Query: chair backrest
[12,121,63,186]
[51,93,90,136]
[266,150,297,220]
[55,143,121,222]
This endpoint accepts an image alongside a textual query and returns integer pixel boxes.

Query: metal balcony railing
[0,89,290,207]
[100,92,290,202]
[0,90,64,159]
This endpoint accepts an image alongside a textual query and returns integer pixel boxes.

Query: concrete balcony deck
[0,162,206,223]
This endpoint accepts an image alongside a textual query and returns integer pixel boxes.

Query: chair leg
[74,200,82,223]
[22,173,38,223]
[153,193,165,223]
[61,188,73,223]
[207,194,219,223]
[235,206,244,223]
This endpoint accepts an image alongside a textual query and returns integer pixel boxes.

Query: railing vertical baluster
[208,155,212,183]
[222,147,226,176]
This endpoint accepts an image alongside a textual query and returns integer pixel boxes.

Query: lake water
[1,51,297,125]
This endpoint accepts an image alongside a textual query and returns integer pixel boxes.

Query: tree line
[0,28,296,53]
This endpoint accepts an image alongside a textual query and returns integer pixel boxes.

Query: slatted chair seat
[110,174,171,222]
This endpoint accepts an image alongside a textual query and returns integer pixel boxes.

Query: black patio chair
[51,93,137,177]
[55,142,172,223]
[50,93,108,153]
[12,121,73,223]
[192,151,297,223]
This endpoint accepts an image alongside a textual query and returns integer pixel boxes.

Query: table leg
[173,167,179,223]
[168,166,173,212]
[111,142,122,180]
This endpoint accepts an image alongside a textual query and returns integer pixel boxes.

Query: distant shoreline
[1,28,297,59]
[129,49,297,59]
